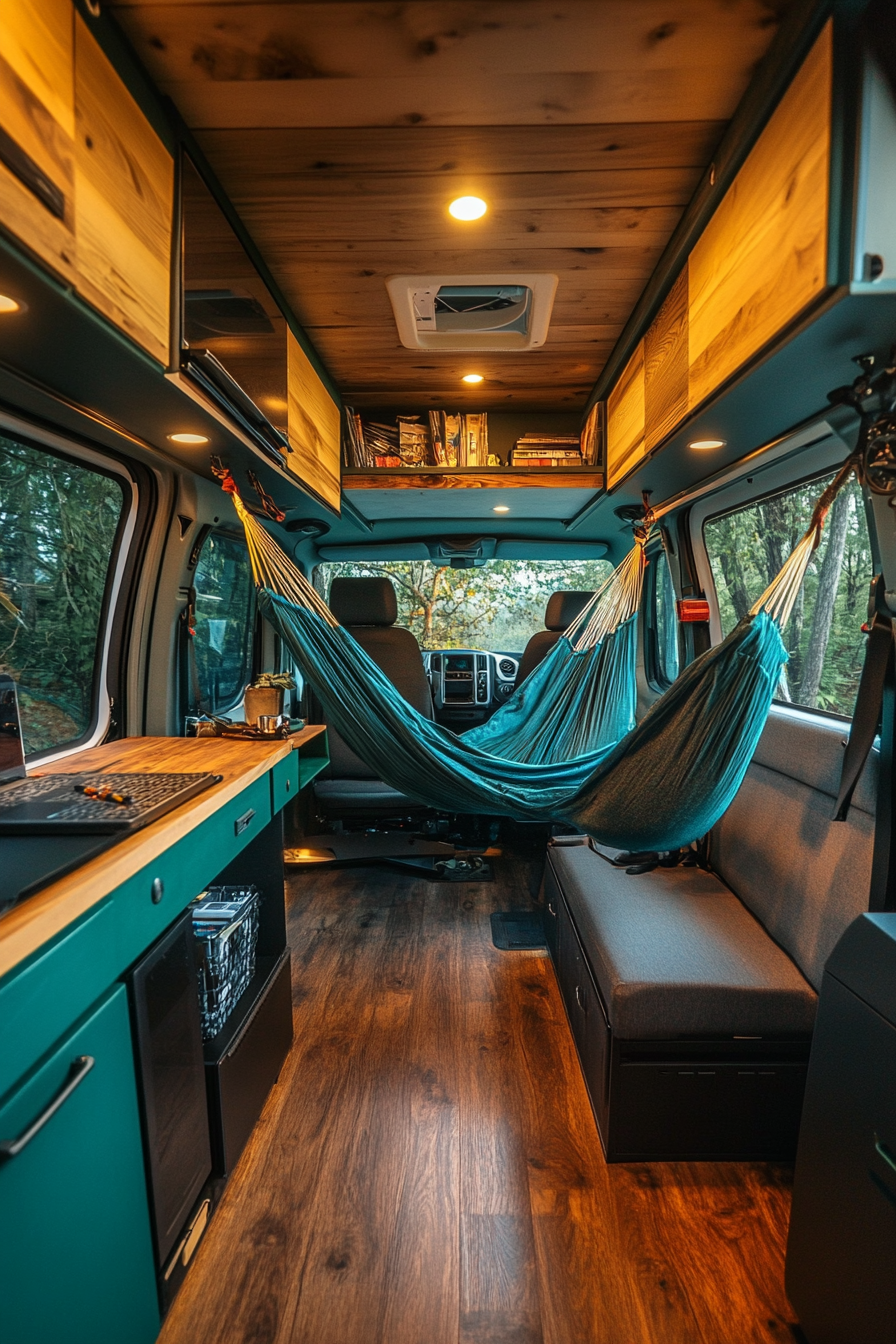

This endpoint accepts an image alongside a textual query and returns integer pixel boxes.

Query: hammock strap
[751,449,864,628]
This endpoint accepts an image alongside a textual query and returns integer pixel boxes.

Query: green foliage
[0,437,125,754]
[319,558,613,652]
[705,474,873,716]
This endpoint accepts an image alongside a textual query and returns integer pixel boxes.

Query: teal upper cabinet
[0,984,160,1344]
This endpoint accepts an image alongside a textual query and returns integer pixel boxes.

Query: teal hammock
[221,459,853,853]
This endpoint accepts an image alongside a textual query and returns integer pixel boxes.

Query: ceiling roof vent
[386,273,558,351]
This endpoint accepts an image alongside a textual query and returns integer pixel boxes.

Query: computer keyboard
[0,772,219,831]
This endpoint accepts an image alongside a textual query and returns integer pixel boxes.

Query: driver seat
[312,577,434,817]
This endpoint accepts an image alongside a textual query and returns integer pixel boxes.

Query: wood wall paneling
[287,328,342,513]
[687,21,832,412]
[606,340,645,490]
[197,122,727,182]
[644,267,689,452]
[74,15,173,365]
[0,0,76,283]
[107,0,790,411]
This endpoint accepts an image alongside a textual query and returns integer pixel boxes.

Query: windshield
[316,559,613,653]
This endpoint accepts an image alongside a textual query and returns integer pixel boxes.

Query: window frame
[189,526,258,716]
[0,411,138,764]
[693,437,878,724]
[643,538,680,692]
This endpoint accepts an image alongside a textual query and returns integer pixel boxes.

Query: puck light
[493,505,510,513]
[168,432,210,445]
[449,196,487,221]
[0,295,23,314]
[462,373,484,384]
[688,438,725,450]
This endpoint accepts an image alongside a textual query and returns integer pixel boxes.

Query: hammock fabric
[216,454,858,852]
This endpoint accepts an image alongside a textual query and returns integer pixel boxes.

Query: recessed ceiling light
[462,373,484,384]
[0,295,23,314]
[688,438,725,450]
[449,196,487,221]
[168,432,209,445]
[493,505,510,513]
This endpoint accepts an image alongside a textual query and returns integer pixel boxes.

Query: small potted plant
[244,671,295,725]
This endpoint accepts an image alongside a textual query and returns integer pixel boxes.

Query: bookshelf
[342,408,600,481]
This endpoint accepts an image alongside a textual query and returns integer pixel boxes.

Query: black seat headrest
[329,576,398,626]
[544,590,594,631]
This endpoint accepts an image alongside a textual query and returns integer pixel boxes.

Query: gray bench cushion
[549,844,817,1039]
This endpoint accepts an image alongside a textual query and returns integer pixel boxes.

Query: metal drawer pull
[0,1055,95,1162]
[575,984,585,1012]
[234,808,256,836]
[875,1135,896,1176]
[547,901,556,917]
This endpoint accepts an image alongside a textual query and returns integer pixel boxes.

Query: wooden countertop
[0,734,315,982]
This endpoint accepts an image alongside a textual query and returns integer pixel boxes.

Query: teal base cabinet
[0,984,160,1344]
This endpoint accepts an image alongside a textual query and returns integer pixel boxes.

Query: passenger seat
[312,576,434,818]
[515,590,594,688]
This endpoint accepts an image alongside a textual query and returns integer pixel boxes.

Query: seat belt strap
[834,610,894,820]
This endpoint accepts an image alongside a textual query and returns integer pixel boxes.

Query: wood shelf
[343,467,603,491]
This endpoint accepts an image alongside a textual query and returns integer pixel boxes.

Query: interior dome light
[688,438,725,450]
[0,295,23,313]
[462,373,484,384]
[168,432,209,445]
[449,196,487,221]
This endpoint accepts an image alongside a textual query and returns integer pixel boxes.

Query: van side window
[0,434,127,756]
[192,532,255,713]
[651,548,680,687]
[704,474,873,716]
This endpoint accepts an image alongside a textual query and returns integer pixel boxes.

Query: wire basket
[192,885,259,1041]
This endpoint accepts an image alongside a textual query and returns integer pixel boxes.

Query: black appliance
[786,912,896,1344]
[127,911,214,1304]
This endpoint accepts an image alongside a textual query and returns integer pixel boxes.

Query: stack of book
[510,434,583,467]
[429,411,489,467]
[342,408,490,468]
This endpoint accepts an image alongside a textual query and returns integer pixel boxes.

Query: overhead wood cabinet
[0,2,173,365]
[287,328,342,513]
[0,0,77,285]
[74,15,173,366]
[606,21,834,491]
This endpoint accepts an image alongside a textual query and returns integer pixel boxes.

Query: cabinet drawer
[0,983,159,1344]
[115,774,271,966]
[271,751,299,816]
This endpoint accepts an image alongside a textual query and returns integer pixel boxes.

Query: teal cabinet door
[0,984,160,1344]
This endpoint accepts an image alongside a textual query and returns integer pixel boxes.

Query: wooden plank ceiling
[111,1,792,413]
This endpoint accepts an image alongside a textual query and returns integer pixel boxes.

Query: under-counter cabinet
[0,731,328,1344]
[0,984,160,1344]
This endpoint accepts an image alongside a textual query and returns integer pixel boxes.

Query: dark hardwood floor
[159,844,800,1344]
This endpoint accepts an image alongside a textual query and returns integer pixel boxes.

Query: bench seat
[543,707,876,1161]
[554,845,817,1039]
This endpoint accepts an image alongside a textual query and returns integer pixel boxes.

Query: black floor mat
[490,910,546,950]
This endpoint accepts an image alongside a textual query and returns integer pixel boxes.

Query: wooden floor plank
[158,849,796,1344]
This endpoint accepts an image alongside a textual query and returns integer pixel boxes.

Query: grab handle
[0,1056,94,1161]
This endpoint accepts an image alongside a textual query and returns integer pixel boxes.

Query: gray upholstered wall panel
[752,707,877,816]
[711,754,874,991]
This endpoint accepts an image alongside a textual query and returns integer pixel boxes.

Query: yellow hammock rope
[218,446,862,648]
[222,473,652,650]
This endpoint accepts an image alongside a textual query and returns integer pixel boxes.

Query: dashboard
[423,649,520,726]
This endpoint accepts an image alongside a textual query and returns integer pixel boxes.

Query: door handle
[234,808,256,836]
[0,1055,94,1161]
[575,984,585,1012]
[547,901,556,917]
